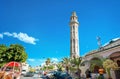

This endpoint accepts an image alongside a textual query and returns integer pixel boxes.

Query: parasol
[5,61,21,67]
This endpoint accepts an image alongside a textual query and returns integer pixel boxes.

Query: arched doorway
[90,57,102,73]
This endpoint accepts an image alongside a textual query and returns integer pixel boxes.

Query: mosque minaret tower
[69,12,80,58]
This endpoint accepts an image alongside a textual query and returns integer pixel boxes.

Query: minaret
[69,11,80,58]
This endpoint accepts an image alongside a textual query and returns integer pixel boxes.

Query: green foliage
[90,59,102,72]
[0,44,28,67]
[29,67,35,72]
[42,66,47,71]
[45,58,51,65]
[97,75,104,79]
[103,59,118,78]
[71,57,82,68]
[61,57,82,73]
[62,57,71,71]
[56,63,63,71]
[0,44,8,67]
[69,66,77,72]
[89,57,107,72]
[48,65,54,70]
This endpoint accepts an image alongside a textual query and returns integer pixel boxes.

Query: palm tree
[45,58,51,71]
[70,57,82,78]
[62,57,71,73]
[56,63,63,71]
[45,58,51,66]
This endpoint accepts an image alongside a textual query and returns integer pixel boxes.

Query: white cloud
[13,32,18,38]
[15,32,38,45]
[28,59,35,62]
[0,34,3,39]
[51,58,59,62]
[4,32,12,36]
[2,32,38,45]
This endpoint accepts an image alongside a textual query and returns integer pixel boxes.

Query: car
[21,70,27,75]
[60,72,72,79]
[23,72,34,77]
[53,71,72,79]
[35,70,39,74]
[46,71,55,77]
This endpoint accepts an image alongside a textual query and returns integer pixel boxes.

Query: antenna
[96,36,102,49]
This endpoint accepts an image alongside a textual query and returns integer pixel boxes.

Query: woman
[85,69,92,79]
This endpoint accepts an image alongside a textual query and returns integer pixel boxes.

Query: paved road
[20,76,42,79]
[20,74,43,79]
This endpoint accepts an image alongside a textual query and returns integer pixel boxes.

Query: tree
[0,44,8,67]
[45,58,51,71]
[45,58,51,66]
[56,63,63,71]
[103,59,118,79]
[70,57,82,78]
[6,44,28,62]
[71,57,82,69]
[62,57,71,73]
[0,44,28,67]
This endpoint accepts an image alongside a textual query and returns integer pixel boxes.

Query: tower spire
[69,11,80,58]
[72,11,77,16]
[70,11,79,25]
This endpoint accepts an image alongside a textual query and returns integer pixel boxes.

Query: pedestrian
[97,66,104,79]
[78,68,81,79]
[85,69,92,79]
[75,68,81,79]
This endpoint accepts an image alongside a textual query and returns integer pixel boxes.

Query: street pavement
[20,74,42,79]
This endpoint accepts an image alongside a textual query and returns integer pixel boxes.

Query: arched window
[73,39,75,53]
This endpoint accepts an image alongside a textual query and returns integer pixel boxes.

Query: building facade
[80,38,120,79]
[69,12,80,58]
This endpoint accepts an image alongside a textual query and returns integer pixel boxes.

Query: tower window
[73,26,75,30]
[73,39,76,53]
[73,17,75,20]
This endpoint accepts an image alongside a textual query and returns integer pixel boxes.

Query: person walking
[85,69,92,79]
[97,67,104,79]
[75,68,81,79]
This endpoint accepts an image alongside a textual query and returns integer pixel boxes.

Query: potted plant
[103,59,118,79]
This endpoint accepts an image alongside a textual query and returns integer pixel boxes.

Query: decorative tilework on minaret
[69,11,80,58]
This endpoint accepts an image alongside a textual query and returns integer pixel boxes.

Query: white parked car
[21,70,27,75]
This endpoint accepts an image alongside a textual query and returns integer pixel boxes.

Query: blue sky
[0,0,120,67]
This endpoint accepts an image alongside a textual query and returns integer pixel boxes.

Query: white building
[21,62,29,73]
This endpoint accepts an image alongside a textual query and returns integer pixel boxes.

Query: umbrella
[0,61,22,79]
[2,61,22,72]
[5,61,21,67]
